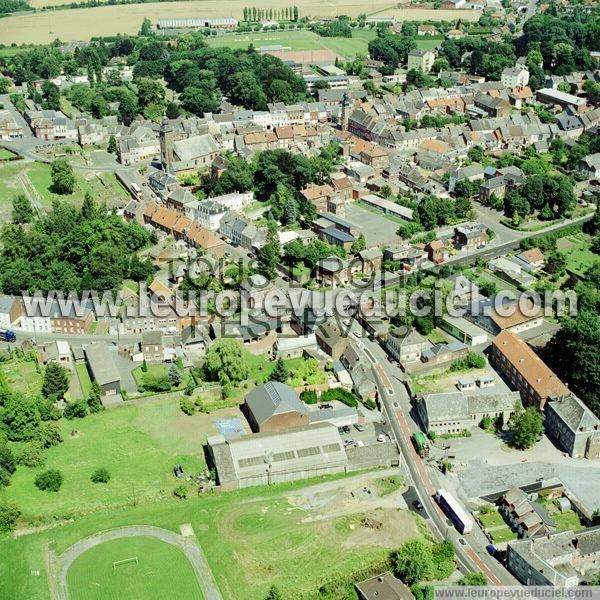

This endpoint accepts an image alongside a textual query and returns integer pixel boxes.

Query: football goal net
[113,557,138,570]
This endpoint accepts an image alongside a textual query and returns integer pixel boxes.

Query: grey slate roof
[421,392,469,422]
[245,382,307,426]
[83,343,120,386]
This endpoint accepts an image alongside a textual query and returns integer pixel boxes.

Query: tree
[80,191,97,221]
[269,358,289,383]
[508,406,543,450]
[265,586,283,600]
[351,233,366,254]
[90,468,110,483]
[203,339,249,384]
[548,311,600,416]
[11,194,34,224]
[107,134,117,155]
[168,364,183,387]
[34,469,63,492]
[393,539,433,585]
[467,145,484,163]
[180,85,220,116]
[1,394,40,441]
[41,362,69,399]
[35,421,63,448]
[0,503,20,533]
[257,224,281,281]
[50,159,75,195]
[0,444,16,477]
[458,572,487,586]
[184,378,196,396]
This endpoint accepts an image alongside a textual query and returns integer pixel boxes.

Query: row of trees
[242,6,299,22]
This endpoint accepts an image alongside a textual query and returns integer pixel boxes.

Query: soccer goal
[112,557,138,570]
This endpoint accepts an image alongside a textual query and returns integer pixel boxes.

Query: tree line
[242,6,299,22]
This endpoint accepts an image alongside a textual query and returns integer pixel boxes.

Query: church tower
[159,117,174,173]
[340,92,350,131]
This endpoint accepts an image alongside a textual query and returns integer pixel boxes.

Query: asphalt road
[351,326,519,585]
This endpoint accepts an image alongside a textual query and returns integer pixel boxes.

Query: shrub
[364,398,377,410]
[35,421,63,448]
[320,388,359,408]
[34,469,63,492]
[0,502,20,533]
[142,373,171,392]
[17,442,46,468]
[300,389,318,404]
[0,467,10,487]
[91,468,110,484]
[0,444,16,475]
[63,399,88,420]
[180,397,195,416]
[450,352,485,371]
[173,484,188,499]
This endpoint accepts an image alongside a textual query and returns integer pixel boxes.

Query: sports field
[0,0,479,44]
[1,471,419,599]
[67,536,204,600]
[206,28,376,57]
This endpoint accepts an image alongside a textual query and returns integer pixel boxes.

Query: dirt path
[55,525,222,600]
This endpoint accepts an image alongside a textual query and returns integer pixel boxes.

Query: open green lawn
[556,233,599,278]
[550,509,583,532]
[1,357,42,396]
[4,395,209,521]
[1,473,410,600]
[415,37,442,50]
[0,147,18,160]
[478,511,506,528]
[67,536,204,600]
[0,161,129,221]
[226,353,327,402]
[75,362,92,398]
[489,526,518,543]
[206,28,376,57]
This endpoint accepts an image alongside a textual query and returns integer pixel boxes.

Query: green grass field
[556,233,599,278]
[0,161,129,221]
[1,472,411,600]
[478,511,506,528]
[0,147,18,160]
[489,526,518,543]
[206,28,376,57]
[3,395,208,521]
[67,536,204,600]
[549,509,583,532]
[75,362,93,398]
[1,357,42,396]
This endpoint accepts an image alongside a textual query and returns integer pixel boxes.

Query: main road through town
[349,322,519,585]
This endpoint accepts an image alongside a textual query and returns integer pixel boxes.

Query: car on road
[458,538,467,546]
[412,500,424,512]
[486,544,497,556]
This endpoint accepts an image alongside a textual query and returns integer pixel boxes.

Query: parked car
[412,499,424,512]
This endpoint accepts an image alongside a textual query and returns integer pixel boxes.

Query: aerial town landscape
[0,0,599,598]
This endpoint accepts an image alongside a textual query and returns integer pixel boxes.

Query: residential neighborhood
[0,0,599,598]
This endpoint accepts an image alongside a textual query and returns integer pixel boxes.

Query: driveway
[55,525,222,600]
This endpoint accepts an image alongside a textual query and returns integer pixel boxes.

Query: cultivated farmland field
[67,536,204,600]
[0,0,479,45]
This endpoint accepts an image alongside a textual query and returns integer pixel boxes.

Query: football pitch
[67,536,204,600]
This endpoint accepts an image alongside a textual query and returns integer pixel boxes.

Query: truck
[131,182,143,200]
[0,328,16,343]
[412,431,430,458]
[435,489,474,534]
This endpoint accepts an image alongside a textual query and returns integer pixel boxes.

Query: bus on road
[412,431,430,458]
[435,489,474,534]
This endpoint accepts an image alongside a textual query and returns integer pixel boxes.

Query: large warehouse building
[207,423,348,489]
